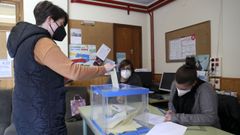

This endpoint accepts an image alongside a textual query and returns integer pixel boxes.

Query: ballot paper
[134,112,165,126]
[96,44,111,61]
[108,120,142,134]
[110,68,119,89]
[146,122,187,135]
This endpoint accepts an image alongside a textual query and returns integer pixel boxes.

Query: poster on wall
[169,35,196,60]
[69,44,96,65]
[195,54,210,71]
[84,45,96,66]
[0,59,12,78]
[88,45,96,60]
[116,52,126,64]
[70,28,82,44]
[69,44,89,64]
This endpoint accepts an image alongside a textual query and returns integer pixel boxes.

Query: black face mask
[50,22,66,41]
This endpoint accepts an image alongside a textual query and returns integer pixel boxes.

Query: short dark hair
[34,1,68,26]
[119,59,134,73]
[175,56,197,85]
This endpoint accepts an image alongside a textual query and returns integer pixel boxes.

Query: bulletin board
[68,19,114,59]
[165,21,211,62]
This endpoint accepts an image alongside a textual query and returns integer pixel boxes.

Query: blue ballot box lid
[91,84,149,97]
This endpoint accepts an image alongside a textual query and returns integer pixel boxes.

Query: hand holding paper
[164,110,175,122]
[96,44,111,61]
[104,63,115,72]
[93,44,111,66]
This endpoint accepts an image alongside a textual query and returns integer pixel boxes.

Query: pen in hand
[158,108,166,115]
[164,110,174,122]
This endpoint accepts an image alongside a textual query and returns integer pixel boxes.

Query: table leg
[83,119,87,135]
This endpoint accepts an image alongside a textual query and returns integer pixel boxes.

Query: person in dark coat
[7,1,115,135]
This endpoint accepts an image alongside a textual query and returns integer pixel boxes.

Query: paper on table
[96,44,111,61]
[108,120,142,134]
[110,68,119,89]
[146,122,187,135]
[134,112,164,126]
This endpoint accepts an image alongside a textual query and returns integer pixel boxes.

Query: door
[114,24,142,68]
[0,0,23,89]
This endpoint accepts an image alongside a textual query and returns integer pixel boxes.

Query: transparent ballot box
[90,84,149,134]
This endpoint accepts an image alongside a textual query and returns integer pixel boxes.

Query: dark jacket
[7,22,67,135]
[218,94,240,135]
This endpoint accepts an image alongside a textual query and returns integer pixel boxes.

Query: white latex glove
[104,63,116,72]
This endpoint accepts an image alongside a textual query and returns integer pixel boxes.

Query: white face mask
[121,70,131,79]
[176,88,191,96]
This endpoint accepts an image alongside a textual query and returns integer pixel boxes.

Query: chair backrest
[0,89,13,135]
[218,94,240,134]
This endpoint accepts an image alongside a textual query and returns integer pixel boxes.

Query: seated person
[108,59,142,103]
[164,58,220,128]
[108,59,142,87]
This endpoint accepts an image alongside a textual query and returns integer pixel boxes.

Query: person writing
[164,58,220,128]
[7,1,115,135]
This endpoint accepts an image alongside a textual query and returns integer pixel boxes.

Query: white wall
[69,1,151,70]
[153,0,240,78]
[222,0,240,77]
[22,0,240,77]
[23,0,68,56]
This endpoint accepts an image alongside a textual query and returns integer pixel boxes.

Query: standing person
[7,1,115,135]
[164,58,220,127]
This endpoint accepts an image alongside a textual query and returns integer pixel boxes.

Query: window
[0,0,23,30]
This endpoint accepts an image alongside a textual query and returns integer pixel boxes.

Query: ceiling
[116,0,158,6]
[71,0,175,13]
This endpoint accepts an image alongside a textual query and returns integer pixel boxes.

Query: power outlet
[209,57,222,77]
[209,78,221,90]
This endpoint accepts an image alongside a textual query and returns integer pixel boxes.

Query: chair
[0,89,13,135]
[218,94,240,135]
